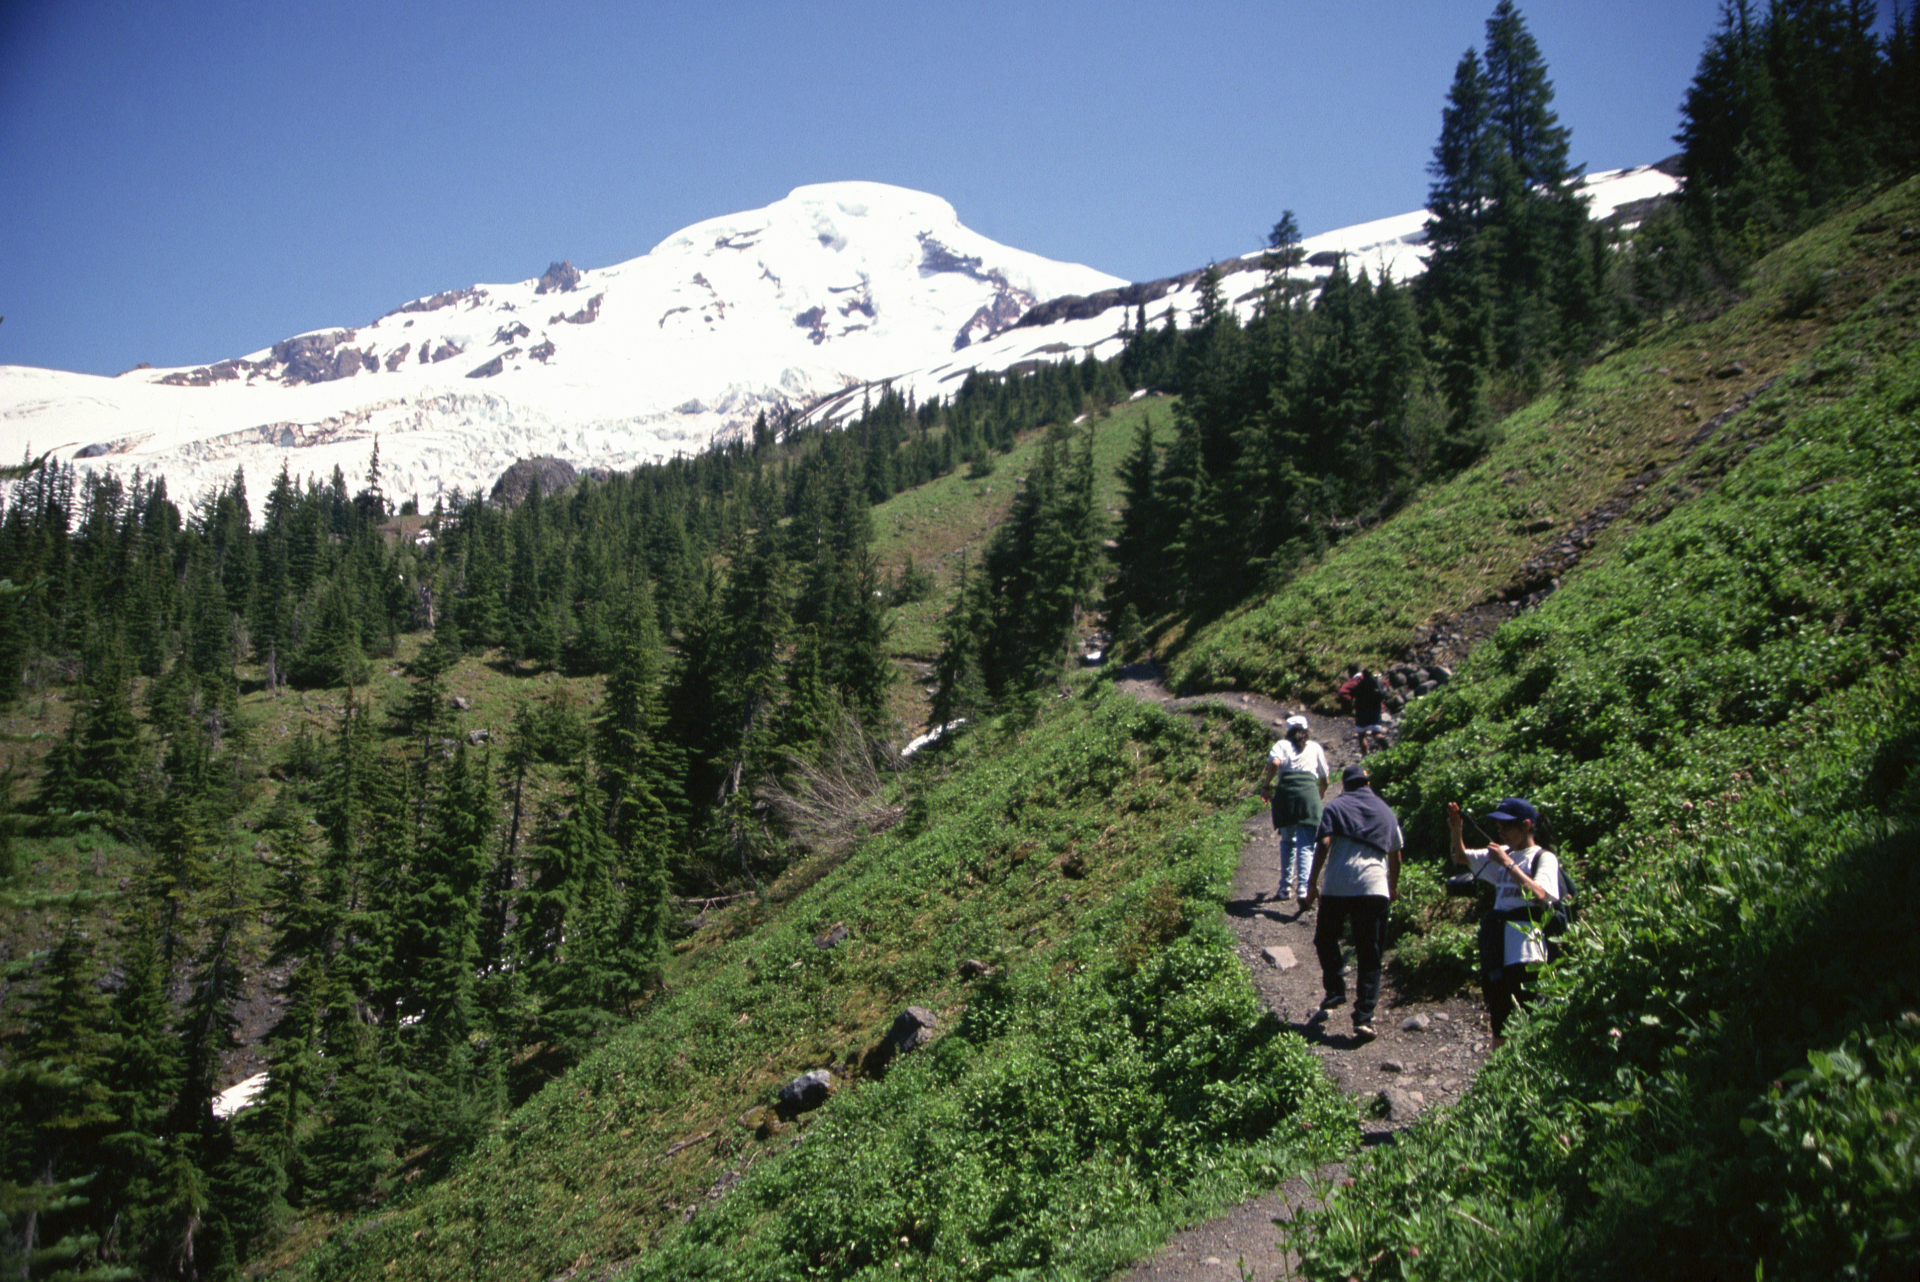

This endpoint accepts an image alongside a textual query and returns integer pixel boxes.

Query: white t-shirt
[1463,845,1561,965]
[1319,825,1403,897]
[1268,737,1330,780]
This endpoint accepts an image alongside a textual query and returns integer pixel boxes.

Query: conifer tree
[1105,416,1166,626]
[516,757,623,1050]
[930,553,990,729]
[1,919,121,1281]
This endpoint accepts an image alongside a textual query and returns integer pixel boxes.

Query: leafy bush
[637,938,1353,1280]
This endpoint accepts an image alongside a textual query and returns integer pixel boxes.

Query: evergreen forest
[4,4,1918,1278]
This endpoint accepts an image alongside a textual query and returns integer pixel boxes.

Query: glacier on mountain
[0,169,1675,511]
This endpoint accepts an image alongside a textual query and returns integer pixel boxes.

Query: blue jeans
[1276,822,1315,898]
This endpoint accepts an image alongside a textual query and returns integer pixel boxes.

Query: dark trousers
[1313,894,1389,1020]
[1485,962,1541,1037]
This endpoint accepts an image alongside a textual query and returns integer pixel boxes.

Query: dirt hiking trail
[1108,669,1491,1282]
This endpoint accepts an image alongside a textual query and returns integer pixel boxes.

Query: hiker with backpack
[1338,665,1391,756]
[1445,797,1565,1049]
[1256,715,1330,903]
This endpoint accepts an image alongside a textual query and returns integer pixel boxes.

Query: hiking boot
[1308,997,1345,1024]
[1353,1019,1378,1043]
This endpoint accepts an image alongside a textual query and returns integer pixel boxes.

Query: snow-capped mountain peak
[0,168,1675,512]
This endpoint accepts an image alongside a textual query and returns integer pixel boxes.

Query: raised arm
[1445,801,1471,866]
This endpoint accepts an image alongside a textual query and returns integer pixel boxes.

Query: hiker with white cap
[1256,715,1330,902]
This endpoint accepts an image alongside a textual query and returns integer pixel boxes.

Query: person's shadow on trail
[1224,891,1309,923]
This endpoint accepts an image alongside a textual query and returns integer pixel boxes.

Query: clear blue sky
[1,0,1765,377]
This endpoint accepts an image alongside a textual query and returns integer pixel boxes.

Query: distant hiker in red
[1338,665,1389,755]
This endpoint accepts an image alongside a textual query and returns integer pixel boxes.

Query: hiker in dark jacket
[1303,763,1402,1042]
[1352,667,1388,755]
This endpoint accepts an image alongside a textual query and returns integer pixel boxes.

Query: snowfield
[0,168,1675,512]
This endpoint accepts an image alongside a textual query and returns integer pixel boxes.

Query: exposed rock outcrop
[1012,255,1266,331]
[550,293,602,325]
[489,456,579,506]
[385,287,478,317]
[535,260,582,294]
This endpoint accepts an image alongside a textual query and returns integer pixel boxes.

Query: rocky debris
[527,338,556,363]
[1399,1013,1432,1033]
[958,958,992,979]
[812,923,849,950]
[1373,1087,1425,1122]
[535,260,582,294]
[1261,945,1299,970]
[450,696,471,711]
[426,340,465,364]
[490,456,579,507]
[777,1069,833,1115]
[466,728,490,746]
[1373,662,1453,715]
[493,321,531,346]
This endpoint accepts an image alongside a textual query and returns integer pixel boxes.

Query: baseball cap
[1484,797,1539,825]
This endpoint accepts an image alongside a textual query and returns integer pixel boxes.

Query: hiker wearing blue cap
[1446,797,1563,1049]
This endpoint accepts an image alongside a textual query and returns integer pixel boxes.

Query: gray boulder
[778,1069,833,1114]
[490,457,579,507]
[888,1006,938,1056]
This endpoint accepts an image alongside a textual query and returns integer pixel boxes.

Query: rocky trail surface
[1107,669,1490,1282]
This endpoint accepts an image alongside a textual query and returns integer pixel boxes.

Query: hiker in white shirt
[1256,716,1330,902]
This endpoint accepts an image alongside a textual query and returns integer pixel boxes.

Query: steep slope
[272,174,1915,1282]
[269,689,1352,1282]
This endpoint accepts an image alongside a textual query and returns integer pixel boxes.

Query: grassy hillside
[875,395,1166,728]
[1273,176,1920,1278]
[9,166,1915,1282]
[1168,177,1920,707]
[272,686,1351,1280]
[268,177,1917,1280]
